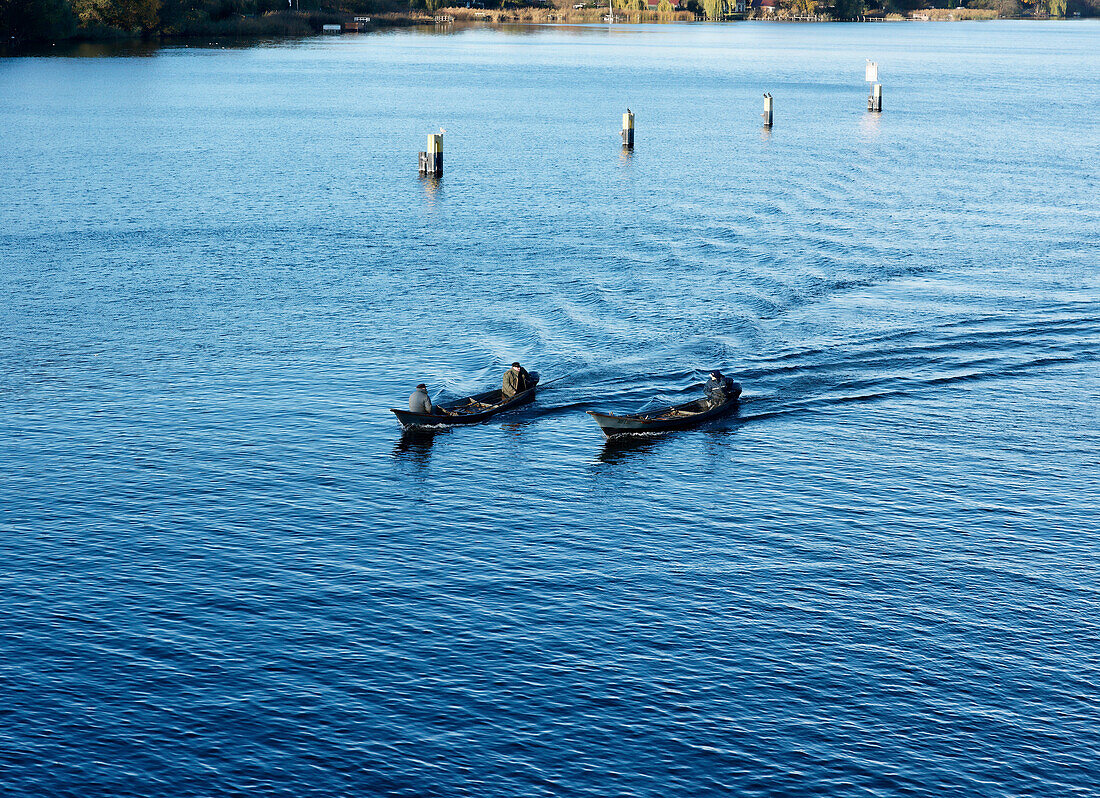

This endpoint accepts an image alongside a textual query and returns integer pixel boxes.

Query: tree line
[1,0,385,42]
[2,0,1095,44]
[696,0,1091,17]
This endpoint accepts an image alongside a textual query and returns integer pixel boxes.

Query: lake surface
[2,20,1099,797]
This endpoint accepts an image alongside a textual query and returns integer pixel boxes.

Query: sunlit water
[2,21,1099,796]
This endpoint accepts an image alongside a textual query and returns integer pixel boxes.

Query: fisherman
[502,362,531,400]
[409,383,446,415]
[704,370,739,407]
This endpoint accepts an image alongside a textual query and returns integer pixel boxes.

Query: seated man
[409,383,446,415]
[502,362,531,400]
[703,370,738,406]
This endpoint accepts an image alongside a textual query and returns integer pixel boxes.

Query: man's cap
[709,370,722,378]
[416,383,427,389]
[511,362,521,367]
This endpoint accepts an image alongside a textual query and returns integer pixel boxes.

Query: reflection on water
[1,37,310,58]
[596,432,665,464]
[500,420,536,462]
[392,428,441,471]
[859,109,882,139]
[3,39,163,58]
[409,22,605,38]
[420,175,443,205]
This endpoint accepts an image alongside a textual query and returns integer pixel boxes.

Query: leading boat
[587,382,741,437]
[391,373,540,429]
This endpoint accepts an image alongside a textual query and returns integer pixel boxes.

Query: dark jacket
[704,375,737,405]
[409,387,433,414]
[502,366,531,399]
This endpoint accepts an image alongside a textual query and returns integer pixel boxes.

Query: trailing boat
[391,373,540,429]
[587,382,741,437]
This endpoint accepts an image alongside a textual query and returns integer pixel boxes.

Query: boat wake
[524,302,1098,425]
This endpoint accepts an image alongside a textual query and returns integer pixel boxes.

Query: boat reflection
[596,432,667,464]
[392,428,444,471]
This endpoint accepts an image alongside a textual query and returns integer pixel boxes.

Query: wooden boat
[391,373,539,429]
[587,382,741,437]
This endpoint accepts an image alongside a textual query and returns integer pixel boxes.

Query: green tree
[881,0,922,11]
[703,0,725,18]
[657,0,673,10]
[972,0,1023,14]
[72,0,161,31]
[0,0,77,40]
[832,0,864,16]
[1048,0,1066,13]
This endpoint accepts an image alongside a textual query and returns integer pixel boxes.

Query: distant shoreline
[3,8,1092,54]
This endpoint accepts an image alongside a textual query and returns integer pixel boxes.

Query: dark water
[2,21,1099,797]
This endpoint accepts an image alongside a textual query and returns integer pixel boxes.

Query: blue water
[2,20,1099,797]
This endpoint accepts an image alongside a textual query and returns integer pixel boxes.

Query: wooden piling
[868,83,882,113]
[621,110,634,149]
[762,93,773,128]
[418,133,443,176]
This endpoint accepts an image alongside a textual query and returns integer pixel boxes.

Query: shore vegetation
[2,0,1096,47]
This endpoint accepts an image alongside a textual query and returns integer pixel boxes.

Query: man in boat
[704,370,738,407]
[502,362,532,400]
[409,383,447,416]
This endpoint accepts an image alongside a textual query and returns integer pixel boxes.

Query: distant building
[645,0,682,9]
[752,0,777,13]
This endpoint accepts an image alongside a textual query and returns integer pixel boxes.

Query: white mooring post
[418,133,443,177]
[866,61,882,112]
[762,93,773,128]
[869,82,882,113]
[622,109,634,148]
